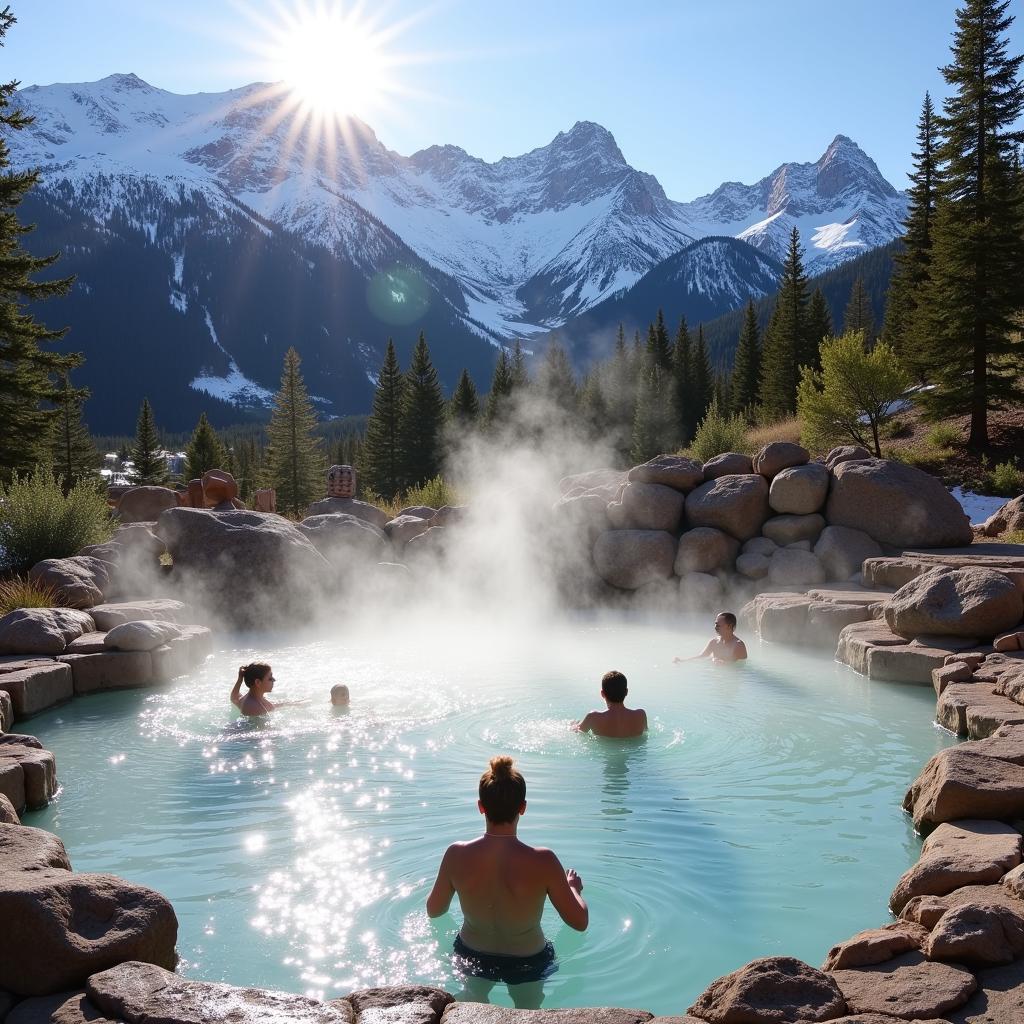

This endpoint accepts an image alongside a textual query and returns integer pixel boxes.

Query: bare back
[579,705,647,739]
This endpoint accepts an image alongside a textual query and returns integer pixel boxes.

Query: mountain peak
[101,72,157,93]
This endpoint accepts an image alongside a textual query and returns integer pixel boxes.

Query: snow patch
[950,486,1009,527]
[189,308,275,407]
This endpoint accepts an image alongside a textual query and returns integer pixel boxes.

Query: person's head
[478,755,526,824]
[242,662,274,692]
[715,612,737,637]
[330,684,350,706]
[600,670,628,704]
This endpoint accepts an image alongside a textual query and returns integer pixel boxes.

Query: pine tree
[130,398,167,485]
[578,370,609,440]
[806,288,834,366]
[760,227,811,417]
[537,341,578,412]
[883,92,939,377]
[50,372,98,492]
[485,349,515,427]
[450,368,480,428]
[672,316,694,442]
[0,9,79,480]
[266,346,324,517]
[606,325,636,460]
[399,331,446,488]
[630,364,677,463]
[184,413,226,480]
[730,300,761,415]
[917,0,1024,447]
[691,325,713,428]
[647,308,673,371]
[362,339,406,497]
[843,277,876,344]
[510,340,529,390]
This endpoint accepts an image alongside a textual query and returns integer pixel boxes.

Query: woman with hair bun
[229,663,278,717]
[426,755,588,1007]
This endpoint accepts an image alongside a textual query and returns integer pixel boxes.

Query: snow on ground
[950,486,1008,526]
[189,308,275,408]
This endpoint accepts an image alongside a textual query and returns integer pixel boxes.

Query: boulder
[866,644,952,685]
[442,1008,655,1024]
[925,899,1024,964]
[861,557,935,590]
[889,820,1022,913]
[110,523,166,558]
[558,469,627,498]
[830,951,975,1019]
[64,633,109,655]
[89,600,186,631]
[885,568,1023,640]
[981,494,1024,538]
[0,823,71,873]
[628,454,704,492]
[785,540,812,551]
[687,956,847,1022]
[157,508,332,626]
[825,445,872,469]
[593,531,676,590]
[825,459,973,547]
[752,442,810,479]
[943,959,1024,1024]
[754,596,812,645]
[0,609,95,655]
[995,630,1024,653]
[304,497,389,530]
[200,469,238,507]
[297,513,390,565]
[768,464,830,515]
[814,527,883,582]
[398,505,436,519]
[933,661,976,696]
[0,872,177,996]
[607,482,686,532]
[0,662,73,717]
[703,452,754,480]
[103,620,179,652]
[678,573,724,610]
[768,549,826,586]
[807,603,872,649]
[736,552,771,580]
[0,689,11,731]
[675,528,740,575]
[685,475,770,542]
[0,735,57,811]
[117,487,178,525]
[762,513,825,546]
[900,883,1024,929]
[835,620,906,675]
[0,793,17,823]
[6,991,119,1024]
[553,490,611,544]
[85,962,352,1024]
[822,921,929,970]
[348,985,454,1024]
[904,739,1024,831]
[743,537,777,557]
[27,558,111,610]
[384,514,433,550]
[58,652,154,695]
[151,639,191,684]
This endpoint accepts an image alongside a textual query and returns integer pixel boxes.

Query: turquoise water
[26,614,956,1014]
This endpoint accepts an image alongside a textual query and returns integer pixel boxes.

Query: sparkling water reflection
[28,615,956,1012]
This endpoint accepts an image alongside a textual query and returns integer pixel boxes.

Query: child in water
[230,663,277,717]
[674,611,748,665]
[330,684,351,707]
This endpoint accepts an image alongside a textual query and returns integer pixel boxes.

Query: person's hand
[566,869,583,893]
[237,666,245,681]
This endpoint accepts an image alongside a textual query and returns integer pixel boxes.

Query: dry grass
[745,417,803,451]
[1000,529,1024,545]
[0,576,63,617]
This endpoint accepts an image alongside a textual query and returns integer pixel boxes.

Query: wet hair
[479,756,526,824]
[717,612,737,628]
[242,663,272,687]
[601,670,628,703]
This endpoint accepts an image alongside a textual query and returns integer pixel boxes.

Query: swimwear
[452,935,557,985]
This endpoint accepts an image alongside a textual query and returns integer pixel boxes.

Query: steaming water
[27,614,955,1014]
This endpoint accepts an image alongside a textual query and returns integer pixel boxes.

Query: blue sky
[6,1,1022,199]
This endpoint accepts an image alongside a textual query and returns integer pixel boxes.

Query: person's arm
[574,712,596,734]
[543,850,588,931]
[640,709,648,732]
[734,640,748,661]
[426,846,456,918]
[230,668,244,709]
[673,640,714,664]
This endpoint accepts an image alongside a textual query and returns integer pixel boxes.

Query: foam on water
[27,614,955,1012]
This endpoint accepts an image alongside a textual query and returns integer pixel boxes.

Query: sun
[269,3,392,119]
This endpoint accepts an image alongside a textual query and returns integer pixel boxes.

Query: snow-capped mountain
[12,74,907,344]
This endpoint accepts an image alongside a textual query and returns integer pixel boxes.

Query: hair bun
[489,755,514,778]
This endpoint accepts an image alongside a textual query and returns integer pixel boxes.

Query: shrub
[0,468,114,574]
[403,475,459,511]
[745,416,803,450]
[989,460,1024,497]
[688,400,750,462]
[0,576,62,617]
[925,423,961,449]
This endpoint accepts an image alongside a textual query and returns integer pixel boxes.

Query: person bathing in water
[426,756,588,1007]
[574,670,647,738]
[229,663,306,717]
[674,611,748,665]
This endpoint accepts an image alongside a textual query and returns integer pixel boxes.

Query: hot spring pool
[25,614,956,1013]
